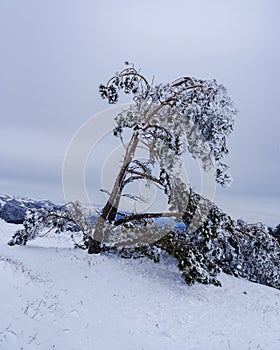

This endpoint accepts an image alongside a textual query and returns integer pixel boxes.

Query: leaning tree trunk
[88,132,140,254]
[88,102,169,254]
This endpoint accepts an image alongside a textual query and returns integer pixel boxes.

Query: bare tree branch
[114,211,182,226]
[127,169,164,187]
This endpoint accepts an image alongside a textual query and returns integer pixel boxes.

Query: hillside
[0,194,56,224]
[0,220,280,350]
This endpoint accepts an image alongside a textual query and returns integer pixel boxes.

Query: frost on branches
[92,63,237,254]
[129,193,280,289]
[8,63,280,291]
[8,202,92,249]
[95,58,280,291]
[99,63,236,186]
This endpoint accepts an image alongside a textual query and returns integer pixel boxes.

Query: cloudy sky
[0,0,279,225]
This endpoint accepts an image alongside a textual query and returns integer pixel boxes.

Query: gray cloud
[0,0,279,224]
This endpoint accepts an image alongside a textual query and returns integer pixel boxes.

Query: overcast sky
[0,0,279,225]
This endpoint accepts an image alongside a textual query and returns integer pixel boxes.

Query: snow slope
[0,220,280,350]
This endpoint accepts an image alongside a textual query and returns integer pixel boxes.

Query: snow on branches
[8,202,92,249]
[9,63,279,291]
[99,63,237,186]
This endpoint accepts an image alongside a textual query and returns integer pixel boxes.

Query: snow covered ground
[0,219,280,350]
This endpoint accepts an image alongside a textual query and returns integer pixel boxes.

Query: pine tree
[89,62,237,253]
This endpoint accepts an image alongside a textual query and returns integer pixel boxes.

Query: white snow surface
[0,220,280,350]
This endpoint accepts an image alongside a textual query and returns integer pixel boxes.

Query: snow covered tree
[89,62,237,253]
[8,63,280,290]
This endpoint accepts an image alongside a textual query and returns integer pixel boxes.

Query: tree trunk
[88,132,140,254]
[88,104,168,254]
[87,237,102,254]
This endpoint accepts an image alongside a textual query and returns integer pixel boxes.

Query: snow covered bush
[150,201,280,289]
[233,221,280,288]
[99,190,280,289]
[8,201,92,249]
[269,224,280,242]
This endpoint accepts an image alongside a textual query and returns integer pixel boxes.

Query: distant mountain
[0,194,57,224]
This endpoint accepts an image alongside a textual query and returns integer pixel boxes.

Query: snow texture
[1,220,280,350]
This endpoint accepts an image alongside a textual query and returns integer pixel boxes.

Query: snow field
[0,220,280,350]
